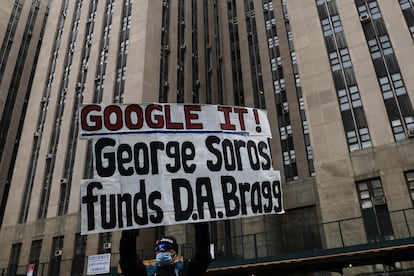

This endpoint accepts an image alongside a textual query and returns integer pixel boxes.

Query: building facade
[0,0,48,230]
[0,0,413,275]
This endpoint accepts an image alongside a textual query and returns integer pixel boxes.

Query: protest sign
[79,104,283,234]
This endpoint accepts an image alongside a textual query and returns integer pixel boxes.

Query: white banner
[79,104,283,234]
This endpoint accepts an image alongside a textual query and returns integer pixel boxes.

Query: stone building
[0,0,413,275]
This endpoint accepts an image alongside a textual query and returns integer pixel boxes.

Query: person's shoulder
[143,259,157,266]
[175,258,185,270]
[145,262,157,275]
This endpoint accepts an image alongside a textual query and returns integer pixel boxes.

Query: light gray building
[0,0,413,275]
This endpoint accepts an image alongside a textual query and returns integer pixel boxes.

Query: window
[306,145,313,159]
[295,74,301,87]
[379,35,393,55]
[49,236,64,276]
[8,243,22,276]
[291,51,297,64]
[349,86,362,108]
[391,119,406,141]
[400,0,412,10]
[368,39,381,59]
[405,171,414,206]
[337,86,362,111]
[347,127,371,151]
[329,48,352,71]
[263,1,273,11]
[379,76,393,99]
[265,18,276,30]
[340,48,352,68]
[280,125,292,141]
[356,178,393,242]
[273,78,285,94]
[283,150,298,181]
[392,73,406,96]
[399,0,414,39]
[29,240,42,276]
[346,130,358,151]
[302,120,309,134]
[267,36,278,48]
[368,1,382,20]
[331,15,343,33]
[359,127,372,148]
[405,116,414,131]
[281,206,321,252]
[321,18,332,37]
[321,14,343,37]
[71,234,87,276]
[98,232,113,254]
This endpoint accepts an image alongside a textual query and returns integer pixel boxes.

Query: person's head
[155,236,178,266]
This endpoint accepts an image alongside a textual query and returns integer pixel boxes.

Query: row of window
[316,0,414,147]
[159,0,170,102]
[281,0,316,178]
[213,0,224,104]
[160,0,223,104]
[191,0,199,103]
[58,0,99,216]
[20,0,70,223]
[94,0,115,103]
[20,0,133,222]
[356,0,414,141]
[0,0,37,164]
[357,170,414,242]
[228,0,245,106]
[0,0,24,85]
[245,0,265,109]
[280,0,299,181]
[72,0,132,212]
[38,0,83,220]
[113,0,131,103]
[1,0,47,226]
[7,232,112,276]
[176,0,185,103]
[204,0,212,104]
[317,0,373,152]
